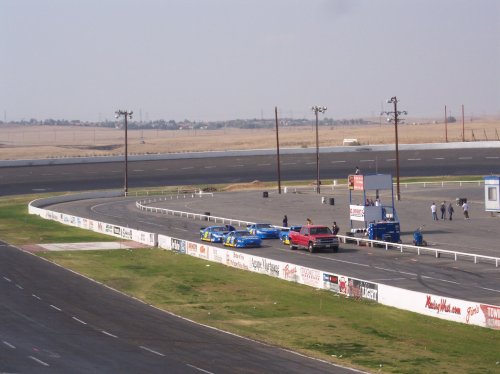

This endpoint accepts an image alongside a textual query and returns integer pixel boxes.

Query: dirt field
[0,118,499,160]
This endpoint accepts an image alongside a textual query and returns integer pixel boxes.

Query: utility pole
[115,110,133,195]
[381,97,407,201]
[311,106,327,194]
[275,106,282,194]
[444,105,448,142]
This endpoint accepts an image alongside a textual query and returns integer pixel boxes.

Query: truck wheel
[290,242,297,250]
[308,242,315,253]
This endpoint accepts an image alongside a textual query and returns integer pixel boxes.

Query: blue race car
[279,225,302,245]
[200,225,236,243]
[247,223,281,239]
[223,230,262,248]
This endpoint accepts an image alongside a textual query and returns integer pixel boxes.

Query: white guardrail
[135,196,500,268]
[28,191,500,330]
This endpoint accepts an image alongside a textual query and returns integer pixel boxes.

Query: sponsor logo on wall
[301,267,322,288]
[171,238,186,254]
[226,251,249,270]
[480,304,500,329]
[250,257,280,277]
[282,264,298,281]
[348,279,378,302]
[424,295,461,316]
[122,228,133,240]
[323,273,340,293]
[187,242,198,256]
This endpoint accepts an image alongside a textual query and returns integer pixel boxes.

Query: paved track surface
[1,148,499,195]
[48,184,500,306]
[0,240,359,374]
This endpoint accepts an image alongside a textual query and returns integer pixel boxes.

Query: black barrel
[263,191,269,198]
[329,198,335,205]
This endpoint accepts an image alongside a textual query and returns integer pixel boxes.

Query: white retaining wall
[28,194,500,330]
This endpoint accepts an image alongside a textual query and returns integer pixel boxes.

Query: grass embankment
[2,192,499,373]
[0,195,117,244]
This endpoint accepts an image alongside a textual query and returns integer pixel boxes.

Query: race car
[200,225,235,243]
[279,225,302,245]
[223,230,262,248]
[246,223,281,239]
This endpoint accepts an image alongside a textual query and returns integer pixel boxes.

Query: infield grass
[2,190,499,373]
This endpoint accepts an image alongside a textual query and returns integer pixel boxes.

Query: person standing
[355,166,360,175]
[447,202,454,221]
[431,202,438,221]
[440,201,447,220]
[282,215,288,227]
[332,222,339,235]
[462,202,470,220]
[306,218,313,225]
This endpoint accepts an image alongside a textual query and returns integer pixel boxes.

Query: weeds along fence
[126,180,485,197]
[136,192,499,268]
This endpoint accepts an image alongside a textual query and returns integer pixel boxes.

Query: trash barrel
[329,198,335,205]
[204,212,211,221]
[263,191,269,198]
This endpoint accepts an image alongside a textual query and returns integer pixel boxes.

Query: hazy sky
[1,0,499,122]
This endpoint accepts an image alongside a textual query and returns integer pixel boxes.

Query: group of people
[430,201,469,221]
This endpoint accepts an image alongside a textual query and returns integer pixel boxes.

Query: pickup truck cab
[289,225,339,253]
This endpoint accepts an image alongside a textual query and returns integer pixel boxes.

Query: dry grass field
[0,118,499,160]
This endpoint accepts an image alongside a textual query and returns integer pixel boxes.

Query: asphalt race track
[1,148,499,195]
[0,240,359,373]
[47,187,500,307]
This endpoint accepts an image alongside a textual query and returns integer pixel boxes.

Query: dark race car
[200,225,236,243]
[223,230,262,248]
[247,223,281,239]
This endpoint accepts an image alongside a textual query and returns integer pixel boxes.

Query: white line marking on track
[257,163,271,166]
[3,341,15,349]
[204,166,216,169]
[133,169,145,172]
[174,227,189,232]
[370,277,411,281]
[305,162,315,165]
[330,160,346,163]
[32,294,41,300]
[29,356,50,366]
[50,305,62,311]
[230,164,245,167]
[181,167,194,170]
[140,345,165,356]
[155,168,169,171]
[458,157,472,160]
[480,287,500,293]
[386,159,395,162]
[3,276,11,282]
[421,276,459,284]
[16,284,23,289]
[101,330,118,338]
[282,162,297,165]
[485,156,499,159]
[360,159,374,162]
[72,317,87,325]
[433,157,445,160]
[186,364,215,374]
[407,158,421,161]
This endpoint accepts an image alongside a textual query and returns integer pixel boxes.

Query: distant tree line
[0,117,371,130]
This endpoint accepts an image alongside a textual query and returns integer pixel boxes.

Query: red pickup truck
[289,225,340,253]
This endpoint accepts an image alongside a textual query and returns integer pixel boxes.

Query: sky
[1,0,499,122]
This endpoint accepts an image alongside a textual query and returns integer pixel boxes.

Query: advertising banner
[209,246,224,264]
[249,256,281,278]
[225,250,250,271]
[348,278,378,302]
[349,205,383,222]
[171,238,186,254]
[281,263,300,282]
[348,174,364,190]
[300,267,323,288]
[323,272,340,293]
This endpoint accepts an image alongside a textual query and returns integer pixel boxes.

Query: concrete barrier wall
[157,234,500,330]
[28,194,499,330]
